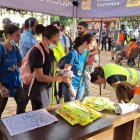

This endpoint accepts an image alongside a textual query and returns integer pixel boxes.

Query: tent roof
[77,0,140,18]
[0,0,140,18]
[0,0,73,17]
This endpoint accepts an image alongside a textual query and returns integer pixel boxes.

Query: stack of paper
[2,109,58,136]
[114,103,138,115]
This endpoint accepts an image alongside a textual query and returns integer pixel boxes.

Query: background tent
[0,0,74,17]
[1,0,140,18]
[76,0,140,18]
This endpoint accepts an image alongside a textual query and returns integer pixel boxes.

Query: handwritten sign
[2,109,58,136]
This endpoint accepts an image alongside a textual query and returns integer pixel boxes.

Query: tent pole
[99,18,103,65]
[99,18,103,96]
[72,13,76,40]
[72,0,78,41]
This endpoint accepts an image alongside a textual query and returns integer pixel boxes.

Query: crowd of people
[0,17,140,120]
[0,18,99,117]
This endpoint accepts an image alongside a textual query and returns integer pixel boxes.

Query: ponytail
[90,66,104,83]
[73,34,92,49]
[73,36,83,49]
[35,24,59,39]
[35,24,45,35]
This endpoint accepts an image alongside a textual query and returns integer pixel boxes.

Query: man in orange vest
[118,30,125,45]
[126,38,138,66]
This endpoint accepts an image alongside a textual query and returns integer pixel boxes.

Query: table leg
[0,130,8,140]
[113,119,137,140]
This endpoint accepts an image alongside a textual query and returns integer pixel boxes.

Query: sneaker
[111,57,114,61]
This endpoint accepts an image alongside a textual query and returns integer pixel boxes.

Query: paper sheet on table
[2,109,58,136]
[114,103,138,115]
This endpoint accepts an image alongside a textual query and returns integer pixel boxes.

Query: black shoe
[111,57,114,61]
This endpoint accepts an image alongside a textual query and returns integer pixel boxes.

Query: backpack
[65,34,73,51]
[62,35,67,47]
[62,34,73,51]
[21,43,45,85]
[59,49,78,69]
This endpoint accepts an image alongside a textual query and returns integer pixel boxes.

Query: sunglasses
[77,27,83,30]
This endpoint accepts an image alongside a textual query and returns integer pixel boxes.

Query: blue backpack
[59,49,78,69]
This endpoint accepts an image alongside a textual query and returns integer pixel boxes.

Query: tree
[120,16,140,32]
[50,15,84,26]
[50,15,73,26]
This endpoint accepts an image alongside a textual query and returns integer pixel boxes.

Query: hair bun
[35,24,45,35]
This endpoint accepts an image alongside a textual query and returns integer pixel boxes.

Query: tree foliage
[50,16,72,26]
[50,16,83,26]
[120,16,140,31]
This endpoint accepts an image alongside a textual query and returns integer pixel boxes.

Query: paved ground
[2,50,140,118]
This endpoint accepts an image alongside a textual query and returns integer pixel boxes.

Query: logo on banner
[96,0,120,7]
[126,0,140,7]
[40,0,73,7]
[82,0,92,10]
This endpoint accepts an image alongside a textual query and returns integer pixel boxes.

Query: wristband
[0,86,5,93]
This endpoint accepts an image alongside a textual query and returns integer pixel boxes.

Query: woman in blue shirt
[63,34,92,102]
[0,24,25,117]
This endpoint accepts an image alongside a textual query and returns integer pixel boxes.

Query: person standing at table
[28,25,71,110]
[85,32,98,97]
[115,81,140,103]
[0,24,25,117]
[51,21,70,54]
[90,63,140,88]
[77,21,94,97]
[63,34,92,102]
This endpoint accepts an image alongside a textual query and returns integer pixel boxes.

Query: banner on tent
[0,0,73,17]
[126,0,140,7]
[77,0,140,18]
[82,0,92,10]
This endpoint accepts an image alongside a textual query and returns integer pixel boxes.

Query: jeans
[102,38,107,51]
[127,58,135,66]
[84,65,93,97]
[62,83,85,102]
[0,87,25,118]
[30,85,52,111]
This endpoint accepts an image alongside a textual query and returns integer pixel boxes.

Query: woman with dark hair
[0,24,25,117]
[116,81,140,140]
[62,34,92,102]
[19,17,38,57]
[28,25,71,110]
[115,82,137,103]
[90,63,140,88]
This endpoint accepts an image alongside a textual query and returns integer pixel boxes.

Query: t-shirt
[102,32,107,39]
[118,33,125,43]
[107,75,127,85]
[95,32,99,40]
[59,33,70,49]
[65,49,86,89]
[28,43,55,99]
[126,42,138,57]
[0,43,22,96]
[19,31,36,57]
